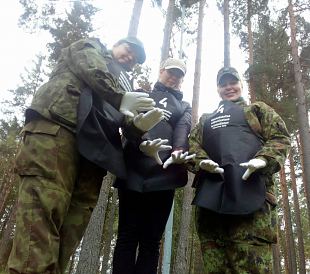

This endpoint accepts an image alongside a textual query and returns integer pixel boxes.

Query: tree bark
[295,133,310,224]
[173,1,205,272]
[223,0,230,67]
[161,0,175,61]
[279,169,297,274]
[128,0,144,37]
[247,0,255,103]
[288,0,310,224]
[75,175,112,274]
[272,244,281,274]
[100,188,118,274]
[288,152,306,273]
[0,201,17,268]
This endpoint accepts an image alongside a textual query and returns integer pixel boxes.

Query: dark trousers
[112,188,175,274]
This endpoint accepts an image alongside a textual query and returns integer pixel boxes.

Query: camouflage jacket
[188,97,290,191]
[27,38,127,131]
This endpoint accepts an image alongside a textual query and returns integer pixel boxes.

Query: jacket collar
[153,81,183,100]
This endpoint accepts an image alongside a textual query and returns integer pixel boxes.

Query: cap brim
[218,73,240,85]
[128,43,146,64]
[164,65,186,75]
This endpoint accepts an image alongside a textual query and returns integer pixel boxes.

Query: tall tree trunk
[247,0,255,103]
[278,222,289,274]
[279,169,297,274]
[272,244,281,274]
[0,201,17,268]
[288,152,306,274]
[288,0,310,223]
[223,0,230,67]
[161,0,175,61]
[75,175,112,274]
[295,134,310,223]
[191,0,205,126]
[173,1,205,273]
[100,188,118,274]
[128,0,144,37]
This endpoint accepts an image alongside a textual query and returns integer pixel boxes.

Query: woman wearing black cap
[187,67,290,273]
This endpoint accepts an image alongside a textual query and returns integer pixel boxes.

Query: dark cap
[217,67,241,85]
[117,36,146,64]
[160,58,187,75]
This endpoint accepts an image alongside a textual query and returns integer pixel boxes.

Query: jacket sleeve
[63,38,124,110]
[172,101,192,151]
[246,102,291,175]
[186,114,209,174]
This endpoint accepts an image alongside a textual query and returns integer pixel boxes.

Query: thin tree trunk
[279,169,297,274]
[161,0,175,61]
[173,174,194,274]
[75,175,112,274]
[101,188,117,274]
[191,0,205,126]
[288,0,310,223]
[272,244,281,274]
[247,0,255,103]
[0,201,17,268]
[0,172,15,217]
[223,0,230,67]
[295,133,310,224]
[278,222,288,274]
[173,1,205,272]
[288,152,306,274]
[128,0,144,37]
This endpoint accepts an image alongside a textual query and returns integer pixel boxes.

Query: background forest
[0,0,309,273]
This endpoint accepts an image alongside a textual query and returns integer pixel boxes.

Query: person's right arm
[63,38,124,110]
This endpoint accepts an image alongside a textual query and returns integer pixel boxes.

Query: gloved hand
[119,92,155,117]
[163,151,196,169]
[133,108,164,132]
[199,159,224,174]
[239,158,267,180]
[139,138,172,165]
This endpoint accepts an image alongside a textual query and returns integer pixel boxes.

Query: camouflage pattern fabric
[187,97,290,273]
[27,38,125,132]
[195,202,277,274]
[7,119,105,274]
[188,97,290,195]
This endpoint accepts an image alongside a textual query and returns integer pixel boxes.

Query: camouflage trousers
[195,201,277,274]
[7,119,106,274]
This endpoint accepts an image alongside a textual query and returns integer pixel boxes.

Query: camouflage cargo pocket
[251,198,278,244]
[229,197,278,244]
[49,84,81,127]
[15,120,61,179]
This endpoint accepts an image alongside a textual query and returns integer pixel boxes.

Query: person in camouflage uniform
[7,37,160,274]
[187,67,290,274]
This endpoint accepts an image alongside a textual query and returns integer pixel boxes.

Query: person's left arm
[172,101,192,151]
[245,102,291,174]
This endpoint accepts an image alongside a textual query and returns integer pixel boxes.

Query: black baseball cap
[217,67,241,85]
[117,36,146,64]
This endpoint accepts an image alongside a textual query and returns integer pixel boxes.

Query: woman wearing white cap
[113,58,194,274]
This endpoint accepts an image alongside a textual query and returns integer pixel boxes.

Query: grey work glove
[163,151,196,169]
[199,159,224,174]
[119,91,155,117]
[133,108,164,132]
[239,158,267,180]
[139,138,172,165]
